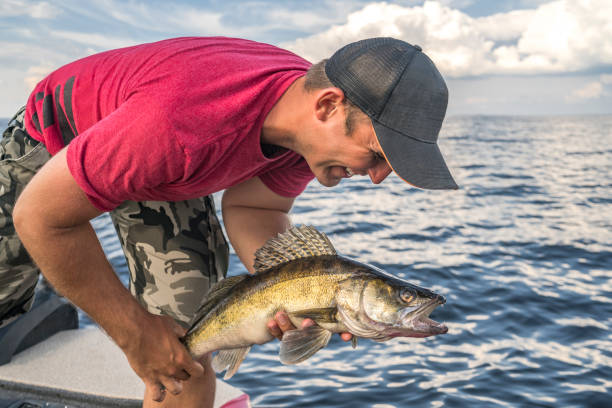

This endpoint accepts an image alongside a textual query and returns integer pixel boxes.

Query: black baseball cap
[326,37,458,190]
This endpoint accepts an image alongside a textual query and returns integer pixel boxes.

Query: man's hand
[122,313,205,402]
[267,310,353,342]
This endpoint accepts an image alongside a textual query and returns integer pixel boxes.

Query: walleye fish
[183,225,448,379]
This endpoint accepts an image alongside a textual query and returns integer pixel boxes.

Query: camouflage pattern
[110,195,229,327]
[0,107,230,329]
[0,107,50,327]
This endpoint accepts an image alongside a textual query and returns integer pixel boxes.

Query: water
[5,115,611,407]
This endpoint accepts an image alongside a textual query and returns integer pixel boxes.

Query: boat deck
[0,327,246,407]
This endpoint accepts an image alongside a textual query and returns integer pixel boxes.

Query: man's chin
[316,176,341,187]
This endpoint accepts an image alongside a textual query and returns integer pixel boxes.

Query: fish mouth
[398,296,448,338]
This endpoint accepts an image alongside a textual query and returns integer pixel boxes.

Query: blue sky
[1,0,611,117]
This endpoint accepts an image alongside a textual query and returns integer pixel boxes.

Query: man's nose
[368,162,392,184]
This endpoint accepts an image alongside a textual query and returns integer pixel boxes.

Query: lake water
[4,115,611,407]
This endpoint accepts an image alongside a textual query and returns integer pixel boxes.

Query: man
[0,37,456,407]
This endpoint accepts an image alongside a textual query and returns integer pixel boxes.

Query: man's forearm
[16,219,146,349]
[12,148,204,401]
[222,205,291,273]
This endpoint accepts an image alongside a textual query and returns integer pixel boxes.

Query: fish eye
[400,288,415,304]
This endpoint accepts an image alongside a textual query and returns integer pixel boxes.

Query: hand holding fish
[268,310,353,342]
[123,313,204,403]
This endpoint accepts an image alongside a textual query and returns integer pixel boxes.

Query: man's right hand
[120,313,205,402]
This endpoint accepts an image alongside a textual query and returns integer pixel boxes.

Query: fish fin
[253,225,336,273]
[352,336,358,349]
[288,307,338,323]
[186,275,248,334]
[279,325,332,365]
[212,346,251,380]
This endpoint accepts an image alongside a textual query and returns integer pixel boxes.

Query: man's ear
[314,87,345,122]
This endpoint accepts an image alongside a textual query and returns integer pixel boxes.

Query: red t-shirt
[24,37,314,212]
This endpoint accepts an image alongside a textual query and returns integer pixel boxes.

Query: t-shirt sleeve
[66,96,187,212]
[258,154,314,198]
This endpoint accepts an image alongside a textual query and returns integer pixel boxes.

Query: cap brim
[374,121,458,190]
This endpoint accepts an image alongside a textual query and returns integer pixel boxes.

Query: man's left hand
[267,310,352,341]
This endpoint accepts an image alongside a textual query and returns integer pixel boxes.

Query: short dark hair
[305,60,367,136]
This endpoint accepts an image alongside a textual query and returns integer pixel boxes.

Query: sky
[1,0,611,117]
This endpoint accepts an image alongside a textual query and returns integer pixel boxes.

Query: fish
[183,225,448,379]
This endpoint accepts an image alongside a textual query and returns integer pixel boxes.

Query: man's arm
[13,147,203,402]
[222,177,294,274]
[223,177,299,338]
[222,177,352,341]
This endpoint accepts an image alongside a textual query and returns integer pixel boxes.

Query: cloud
[463,96,489,104]
[564,73,612,103]
[601,74,612,85]
[72,0,362,41]
[283,0,612,77]
[262,8,343,32]
[50,31,139,51]
[24,64,55,89]
[29,1,61,18]
[473,9,535,42]
[104,2,227,36]
[0,39,73,66]
[566,81,604,102]
[166,10,228,36]
[0,0,61,19]
[41,0,230,37]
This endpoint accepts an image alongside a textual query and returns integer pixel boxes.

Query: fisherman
[0,37,456,407]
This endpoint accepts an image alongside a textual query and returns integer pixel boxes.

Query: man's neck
[261,76,308,155]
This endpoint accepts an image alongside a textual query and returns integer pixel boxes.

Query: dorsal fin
[253,225,336,273]
[186,274,247,334]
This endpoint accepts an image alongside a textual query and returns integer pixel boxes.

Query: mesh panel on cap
[326,38,417,118]
[378,52,448,144]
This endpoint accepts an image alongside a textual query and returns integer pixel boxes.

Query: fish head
[359,276,448,339]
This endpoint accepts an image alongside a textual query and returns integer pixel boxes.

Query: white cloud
[165,10,227,36]
[566,81,604,102]
[601,74,612,85]
[107,3,227,36]
[29,1,61,18]
[263,9,341,32]
[283,0,612,77]
[24,64,54,90]
[0,40,73,64]
[564,73,612,103]
[464,96,489,104]
[473,9,535,41]
[0,0,61,19]
[46,0,229,37]
[50,31,138,51]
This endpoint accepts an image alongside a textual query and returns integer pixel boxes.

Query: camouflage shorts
[110,199,228,327]
[0,107,229,328]
[0,107,48,327]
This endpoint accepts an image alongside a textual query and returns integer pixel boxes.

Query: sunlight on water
[86,116,612,407]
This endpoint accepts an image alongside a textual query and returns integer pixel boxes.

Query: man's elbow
[13,193,38,242]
